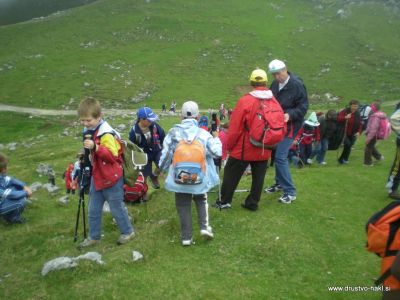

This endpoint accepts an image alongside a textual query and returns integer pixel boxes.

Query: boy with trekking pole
[76,97,134,248]
[158,101,222,246]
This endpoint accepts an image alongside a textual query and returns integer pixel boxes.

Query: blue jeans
[0,197,27,223]
[88,177,133,240]
[311,138,329,163]
[274,136,296,196]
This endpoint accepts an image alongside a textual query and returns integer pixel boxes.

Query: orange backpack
[366,201,400,288]
[172,138,206,185]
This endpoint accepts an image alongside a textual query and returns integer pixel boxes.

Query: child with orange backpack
[63,162,76,195]
[158,101,222,246]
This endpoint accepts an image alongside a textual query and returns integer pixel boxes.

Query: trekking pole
[81,189,87,239]
[73,191,82,242]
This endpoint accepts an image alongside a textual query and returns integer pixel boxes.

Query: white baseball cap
[181,101,199,118]
[268,59,286,73]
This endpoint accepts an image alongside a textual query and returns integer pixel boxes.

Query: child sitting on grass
[0,153,32,224]
[158,101,222,246]
[77,97,134,248]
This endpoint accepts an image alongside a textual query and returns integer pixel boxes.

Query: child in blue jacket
[159,101,222,246]
[0,153,32,224]
[129,107,165,190]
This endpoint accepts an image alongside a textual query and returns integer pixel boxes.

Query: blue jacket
[129,122,165,159]
[0,174,28,203]
[270,72,309,137]
[159,118,222,194]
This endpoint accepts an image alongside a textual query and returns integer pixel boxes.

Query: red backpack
[123,172,148,203]
[247,93,286,149]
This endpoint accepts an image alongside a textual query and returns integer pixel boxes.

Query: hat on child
[137,107,158,122]
[181,101,199,118]
[268,59,286,73]
[304,112,320,127]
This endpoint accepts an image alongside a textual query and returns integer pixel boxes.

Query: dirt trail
[0,104,136,116]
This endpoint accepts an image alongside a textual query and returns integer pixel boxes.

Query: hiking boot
[338,159,349,165]
[150,176,160,189]
[389,192,400,200]
[306,159,313,164]
[78,238,98,249]
[200,227,214,240]
[117,232,135,245]
[278,193,296,204]
[182,239,194,246]
[213,201,232,209]
[264,184,282,193]
[318,161,327,165]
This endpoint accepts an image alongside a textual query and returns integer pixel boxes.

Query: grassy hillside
[0,0,399,110]
[0,110,396,300]
[1,0,400,299]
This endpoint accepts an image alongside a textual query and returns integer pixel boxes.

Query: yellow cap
[249,68,268,83]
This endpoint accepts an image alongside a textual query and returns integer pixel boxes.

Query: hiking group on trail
[2,58,400,297]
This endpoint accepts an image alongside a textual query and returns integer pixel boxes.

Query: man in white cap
[264,59,308,204]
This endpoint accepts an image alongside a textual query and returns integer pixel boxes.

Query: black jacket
[270,72,309,137]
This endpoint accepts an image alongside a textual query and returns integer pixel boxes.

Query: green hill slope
[0,0,399,109]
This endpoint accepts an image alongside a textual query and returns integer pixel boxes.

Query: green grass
[0,112,395,299]
[1,0,400,299]
[0,0,399,109]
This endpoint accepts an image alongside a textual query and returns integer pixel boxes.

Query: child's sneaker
[264,184,282,193]
[200,227,214,240]
[78,238,98,249]
[318,161,327,165]
[182,239,194,246]
[213,201,231,209]
[117,231,135,245]
[278,193,296,204]
[306,159,313,164]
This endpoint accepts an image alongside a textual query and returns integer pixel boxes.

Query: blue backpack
[198,115,209,129]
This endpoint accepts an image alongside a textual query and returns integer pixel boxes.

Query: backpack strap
[375,267,393,286]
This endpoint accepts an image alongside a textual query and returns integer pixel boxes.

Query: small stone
[58,195,69,205]
[132,251,144,261]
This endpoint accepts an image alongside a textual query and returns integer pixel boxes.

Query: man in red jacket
[214,69,275,211]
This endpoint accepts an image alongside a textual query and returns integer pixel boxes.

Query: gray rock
[30,182,42,192]
[58,195,69,205]
[132,251,144,261]
[42,183,60,193]
[8,143,17,151]
[41,252,104,276]
[117,124,126,131]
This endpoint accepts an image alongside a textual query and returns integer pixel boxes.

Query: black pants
[364,138,382,165]
[339,135,357,162]
[221,156,268,209]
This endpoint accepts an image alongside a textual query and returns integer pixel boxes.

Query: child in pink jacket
[364,101,385,166]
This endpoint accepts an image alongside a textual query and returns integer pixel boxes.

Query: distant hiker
[129,107,165,190]
[337,100,362,164]
[364,100,387,166]
[63,162,76,195]
[264,59,308,204]
[386,103,400,199]
[219,103,226,120]
[158,101,221,246]
[47,166,56,186]
[359,103,372,132]
[228,108,233,120]
[219,122,229,167]
[170,101,177,113]
[295,112,320,165]
[210,112,220,134]
[215,69,284,211]
[162,103,166,113]
[310,110,337,165]
[77,97,134,248]
[0,153,31,224]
